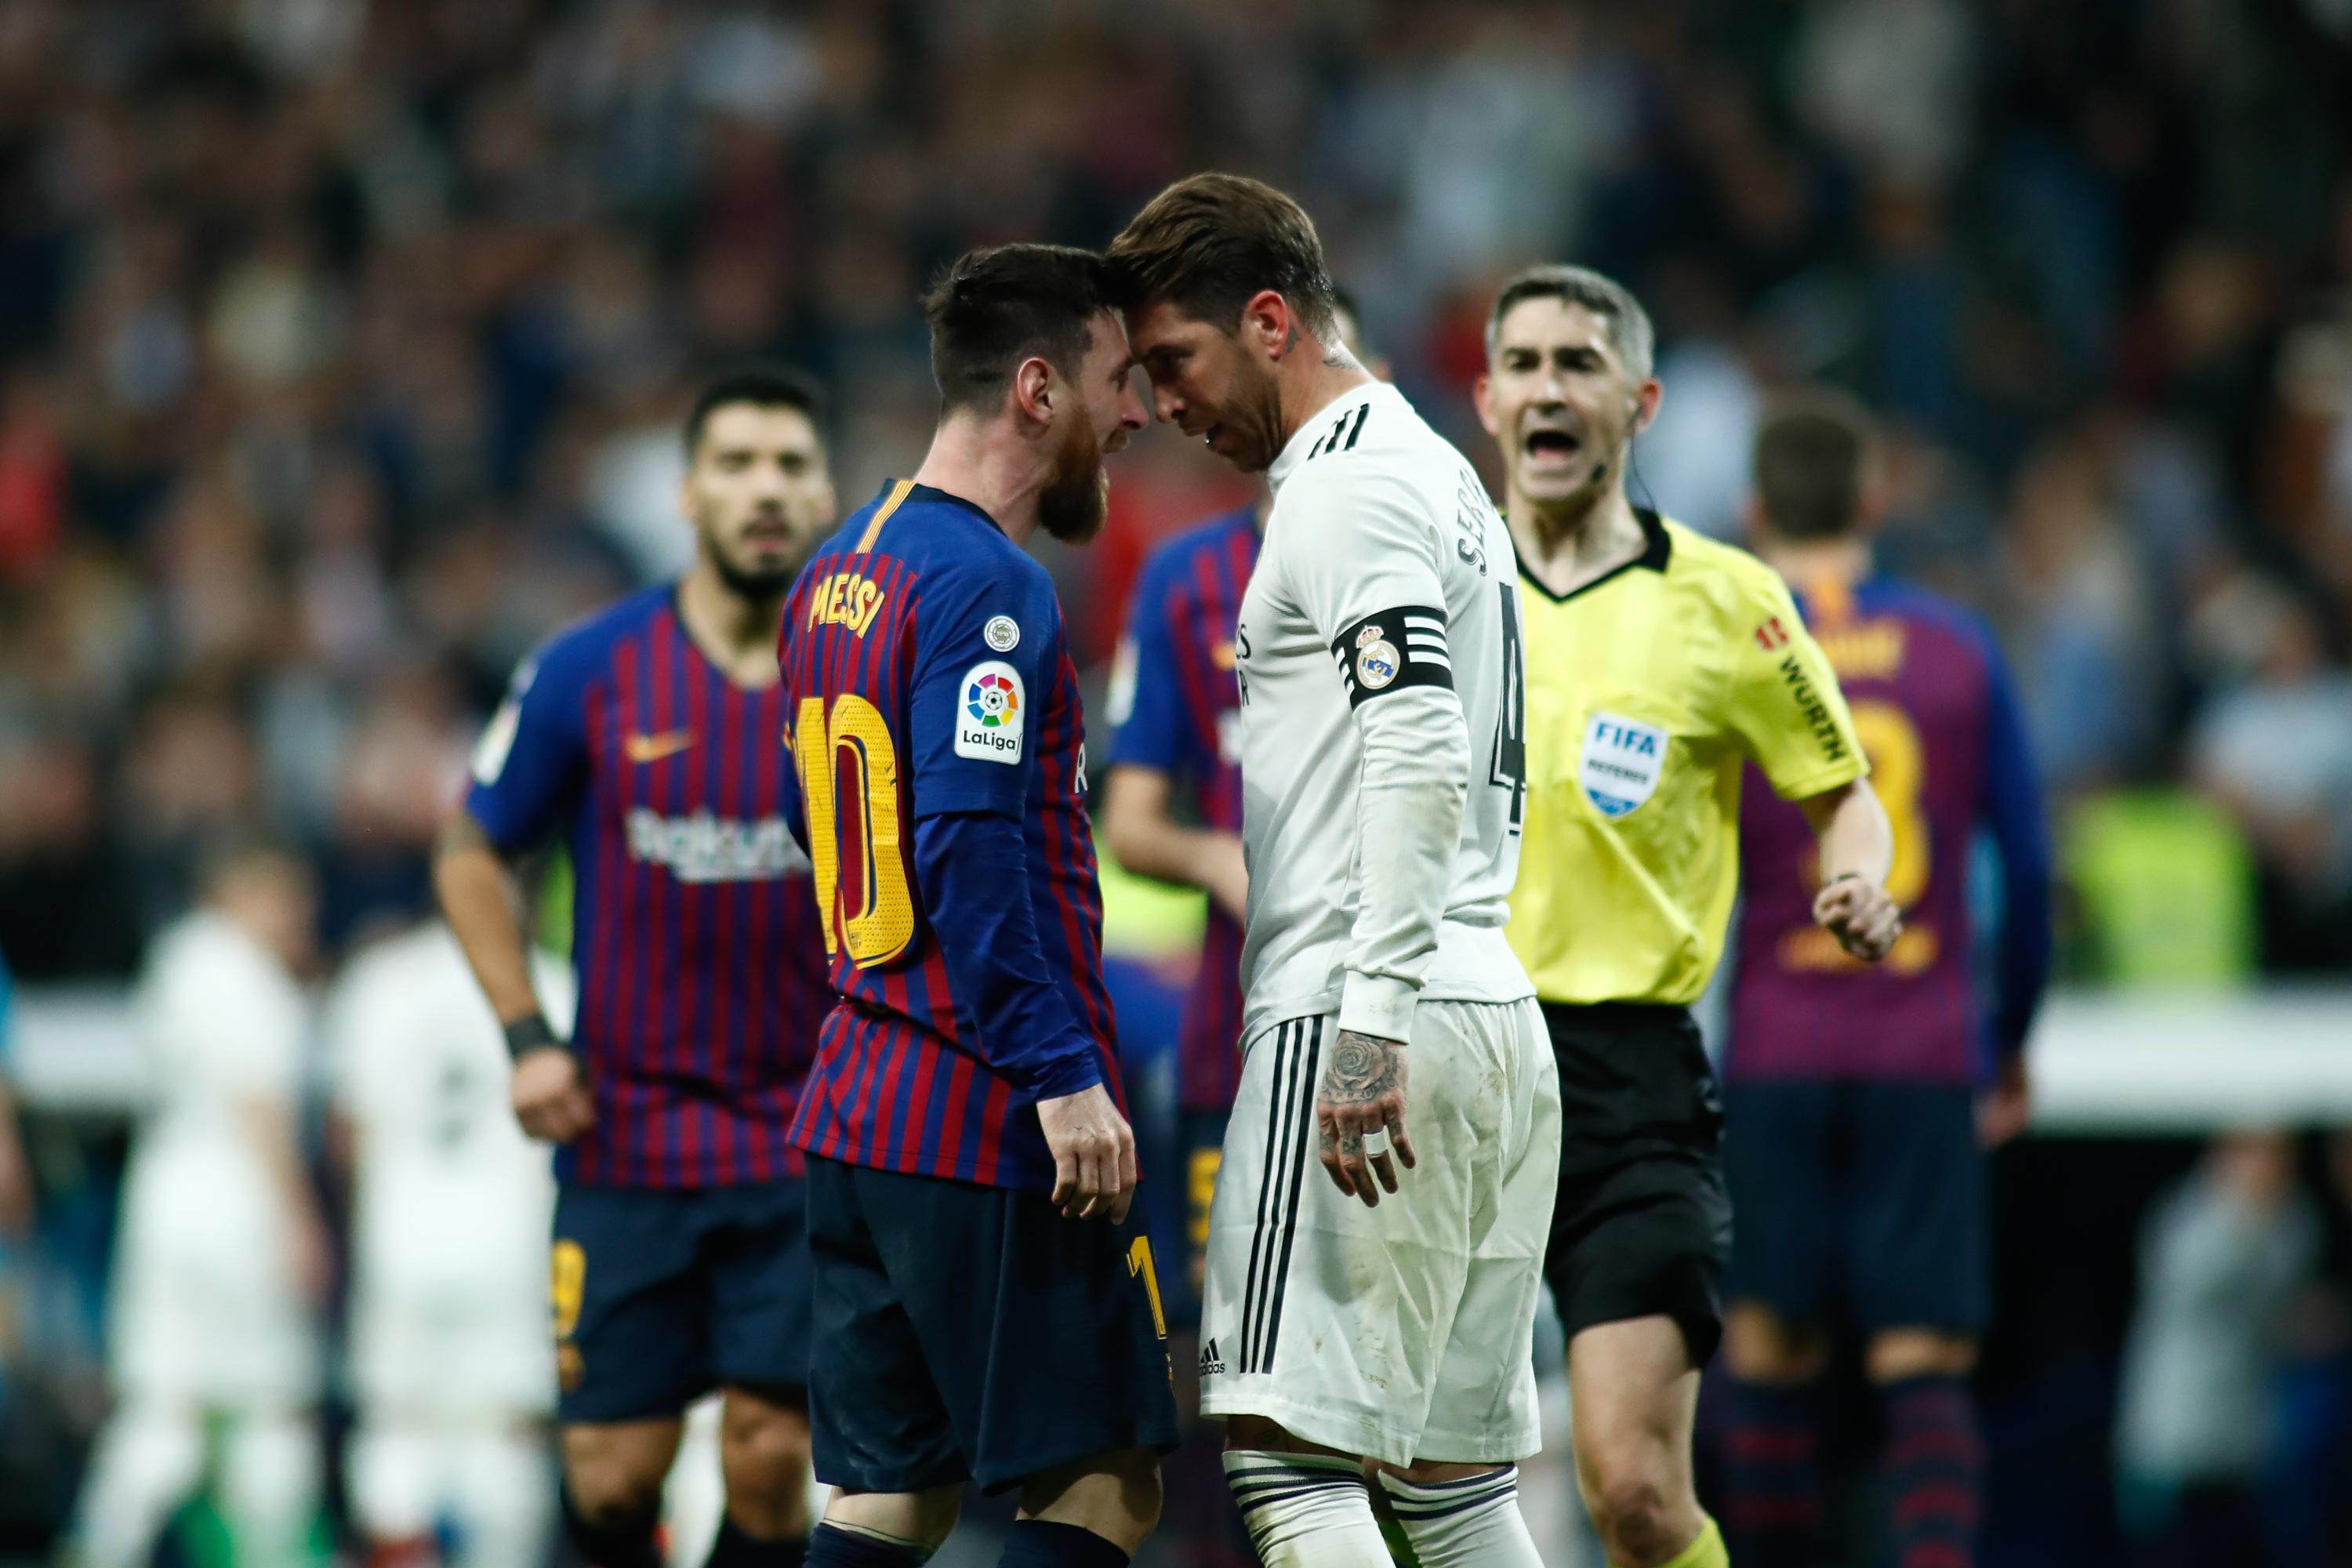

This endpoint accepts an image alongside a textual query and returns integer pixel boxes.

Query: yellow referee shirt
[1508,510,1867,1005]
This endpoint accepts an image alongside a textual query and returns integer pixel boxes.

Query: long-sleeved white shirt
[1234,381,1534,1045]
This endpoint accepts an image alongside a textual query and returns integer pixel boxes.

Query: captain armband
[1327,604,1451,709]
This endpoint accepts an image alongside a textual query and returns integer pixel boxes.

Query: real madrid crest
[1353,622,1401,690]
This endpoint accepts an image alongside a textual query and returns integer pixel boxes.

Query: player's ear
[1012,354,1055,427]
[1240,289,1288,360]
[1473,372,1500,437]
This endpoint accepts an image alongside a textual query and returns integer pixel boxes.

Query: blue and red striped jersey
[779,480,1123,1191]
[1105,505,1258,1112]
[463,585,829,1188]
[1730,575,2052,1084]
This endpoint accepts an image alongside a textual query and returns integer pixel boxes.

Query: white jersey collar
[1269,379,1403,492]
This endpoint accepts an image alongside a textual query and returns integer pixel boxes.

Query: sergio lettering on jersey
[626,808,808,882]
[805,572,888,636]
[955,660,1025,764]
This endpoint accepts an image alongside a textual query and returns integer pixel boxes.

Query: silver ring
[1361,1127,1392,1158]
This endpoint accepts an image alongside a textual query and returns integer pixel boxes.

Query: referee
[1472,265,1900,1568]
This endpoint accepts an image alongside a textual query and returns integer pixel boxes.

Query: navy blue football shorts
[550,1178,811,1424]
[804,1153,1181,1495]
[1723,1079,1990,1335]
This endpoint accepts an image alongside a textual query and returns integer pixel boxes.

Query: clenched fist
[511,1045,595,1143]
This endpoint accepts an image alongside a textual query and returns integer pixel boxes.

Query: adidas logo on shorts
[1198,1337,1228,1377]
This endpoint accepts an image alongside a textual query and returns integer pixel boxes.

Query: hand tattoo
[1322,1029,1402,1107]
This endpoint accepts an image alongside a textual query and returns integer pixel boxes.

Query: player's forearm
[1341,689,1470,1041]
[1987,766,2055,1056]
[1116,821,1247,918]
[1101,774,1247,918]
[432,811,544,1027]
[239,1099,322,1232]
[913,811,1103,1099]
[1805,779,1893,889]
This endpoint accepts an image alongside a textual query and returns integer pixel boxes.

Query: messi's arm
[1288,472,1471,1205]
[435,642,593,1142]
[906,577,1134,1220]
[912,813,1134,1218]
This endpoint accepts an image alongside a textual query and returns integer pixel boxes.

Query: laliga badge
[1353,622,1401,690]
[956,660,1025,764]
[1581,710,1667,818]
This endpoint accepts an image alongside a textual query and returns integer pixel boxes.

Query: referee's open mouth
[1523,426,1584,470]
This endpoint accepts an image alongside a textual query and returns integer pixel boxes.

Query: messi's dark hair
[923,244,1120,416]
[1107,172,1339,339]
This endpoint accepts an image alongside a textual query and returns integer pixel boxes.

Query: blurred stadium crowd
[1,0,2351,1563]
[1,0,2350,982]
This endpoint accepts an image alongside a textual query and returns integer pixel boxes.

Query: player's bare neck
[1276,355,1374,452]
[1512,485,1646,598]
[913,416,1047,546]
[1759,536,1871,590]
[677,563,786,689]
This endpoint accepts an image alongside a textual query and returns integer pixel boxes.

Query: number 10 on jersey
[793,695,917,967]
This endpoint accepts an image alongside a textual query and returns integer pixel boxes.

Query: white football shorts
[1197,996,1560,1466]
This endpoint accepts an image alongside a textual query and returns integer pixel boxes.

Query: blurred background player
[778,244,1172,1568]
[71,838,326,1568]
[1474,267,1900,1568]
[1716,390,2053,1568]
[1098,289,1378,1567]
[2113,1131,2321,1568]
[434,367,838,1568]
[1118,174,1559,1568]
[328,917,570,1568]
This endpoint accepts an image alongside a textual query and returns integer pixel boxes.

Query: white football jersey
[120,909,312,1258]
[328,924,562,1304]
[1234,381,1534,1043]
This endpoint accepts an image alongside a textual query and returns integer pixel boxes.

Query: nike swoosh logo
[623,729,695,764]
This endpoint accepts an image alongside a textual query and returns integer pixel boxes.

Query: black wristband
[504,1013,564,1061]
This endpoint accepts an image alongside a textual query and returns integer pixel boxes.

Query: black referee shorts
[1541,1000,1733,1367]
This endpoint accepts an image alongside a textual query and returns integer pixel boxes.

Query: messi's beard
[1036,413,1109,544]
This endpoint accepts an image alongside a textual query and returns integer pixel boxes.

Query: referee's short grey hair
[1484,264,1655,385]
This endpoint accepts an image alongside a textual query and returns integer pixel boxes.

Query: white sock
[447,1425,555,1568]
[1375,1466,1544,1567]
[71,1402,203,1568]
[1222,1450,1390,1566]
[347,1421,436,1544]
[221,1411,320,1568]
[663,1394,726,1566]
